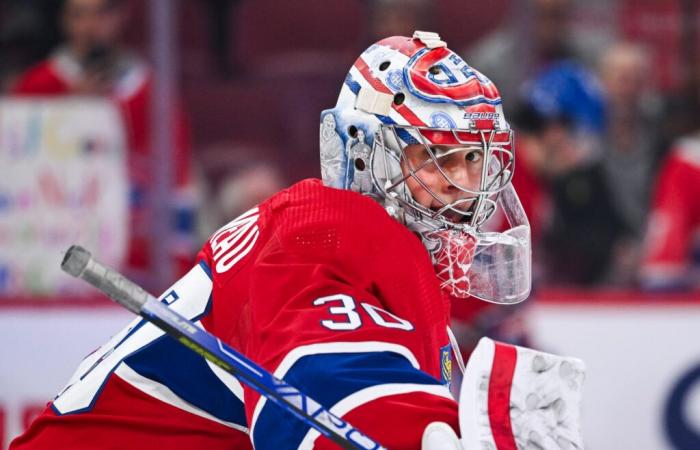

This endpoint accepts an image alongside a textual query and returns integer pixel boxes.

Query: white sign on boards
[0,98,129,295]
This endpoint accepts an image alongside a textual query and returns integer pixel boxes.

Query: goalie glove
[422,338,585,450]
[459,337,586,450]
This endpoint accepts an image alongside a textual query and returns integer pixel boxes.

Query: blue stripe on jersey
[49,294,189,415]
[67,261,213,389]
[198,259,213,280]
[118,261,246,427]
[252,351,442,450]
[124,334,247,427]
[50,261,235,424]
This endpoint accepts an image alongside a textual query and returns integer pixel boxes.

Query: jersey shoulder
[197,178,432,286]
[264,178,414,250]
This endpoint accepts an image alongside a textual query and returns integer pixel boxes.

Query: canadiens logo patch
[385,69,404,92]
[430,111,457,129]
[440,343,452,387]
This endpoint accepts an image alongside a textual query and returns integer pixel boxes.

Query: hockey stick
[61,245,385,450]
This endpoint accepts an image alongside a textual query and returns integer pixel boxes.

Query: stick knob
[61,245,92,277]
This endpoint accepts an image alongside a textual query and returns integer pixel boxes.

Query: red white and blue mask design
[320,32,531,303]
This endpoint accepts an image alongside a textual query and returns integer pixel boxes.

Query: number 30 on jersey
[313,294,414,331]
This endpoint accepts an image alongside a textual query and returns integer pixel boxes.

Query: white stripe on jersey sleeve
[205,359,245,402]
[115,363,249,433]
[249,341,420,439]
[297,383,454,449]
[52,263,213,414]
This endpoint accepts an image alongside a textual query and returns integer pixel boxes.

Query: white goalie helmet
[320,32,531,304]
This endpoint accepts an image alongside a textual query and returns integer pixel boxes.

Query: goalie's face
[401,143,485,224]
[371,122,515,231]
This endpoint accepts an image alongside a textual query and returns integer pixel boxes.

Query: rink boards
[1,292,699,449]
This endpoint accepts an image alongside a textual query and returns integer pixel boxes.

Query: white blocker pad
[460,338,586,450]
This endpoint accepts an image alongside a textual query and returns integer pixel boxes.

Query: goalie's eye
[465,150,483,163]
[431,146,483,164]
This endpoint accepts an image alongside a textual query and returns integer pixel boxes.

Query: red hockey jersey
[12,179,458,449]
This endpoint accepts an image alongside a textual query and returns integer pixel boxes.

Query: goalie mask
[320,32,531,304]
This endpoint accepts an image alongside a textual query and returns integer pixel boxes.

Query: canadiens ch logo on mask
[403,47,502,107]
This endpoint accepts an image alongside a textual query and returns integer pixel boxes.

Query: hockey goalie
[12,31,585,450]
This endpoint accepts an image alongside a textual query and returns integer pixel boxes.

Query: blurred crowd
[465,0,700,292]
[1,0,699,293]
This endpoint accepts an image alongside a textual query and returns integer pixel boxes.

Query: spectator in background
[216,164,284,219]
[524,61,605,137]
[464,0,602,114]
[518,43,671,287]
[540,130,629,286]
[597,42,664,284]
[12,0,194,291]
[509,104,577,249]
[14,0,140,96]
[196,158,285,241]
[510,102,626,286]
[639,57,700,291]
[514,60,635,286]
